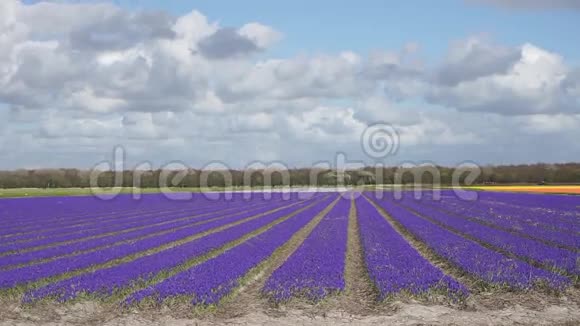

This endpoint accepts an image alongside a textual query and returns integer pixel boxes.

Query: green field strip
[0,187,251,199]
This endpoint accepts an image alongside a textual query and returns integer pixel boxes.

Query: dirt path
[212,195,340,318]
[340,196,380,315]
[1,299,579,326]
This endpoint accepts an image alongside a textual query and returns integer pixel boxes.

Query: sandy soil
[1,299,579,326]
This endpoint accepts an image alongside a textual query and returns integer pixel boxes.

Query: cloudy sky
[1,0,579,169]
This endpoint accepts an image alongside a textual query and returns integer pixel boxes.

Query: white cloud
[353,96,422,126]
[286,106,365,142]
[0,1,579,169]
[229,112,274,132]
[434,36,521,86]
[41,115,122,139]
[238,23,282,49]
[521,114,580,134]
[65,88,127,113]
[216,53,367,102]
[428,42,577,115]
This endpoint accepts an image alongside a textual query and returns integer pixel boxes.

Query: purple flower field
[0,190,577,307]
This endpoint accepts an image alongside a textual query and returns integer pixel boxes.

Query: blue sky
[2,0,580,169]
[112,0,580,61]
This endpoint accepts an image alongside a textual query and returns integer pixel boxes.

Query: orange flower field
[472,186,580,195]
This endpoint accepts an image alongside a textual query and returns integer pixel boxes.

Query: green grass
[0,185,363,199]
[0,188,200,199]
[0,186,282,199]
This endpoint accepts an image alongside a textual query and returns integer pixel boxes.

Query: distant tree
[1,163,580,189]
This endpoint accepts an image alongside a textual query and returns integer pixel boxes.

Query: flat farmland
[0,190,578,325]
[469,185,580,195]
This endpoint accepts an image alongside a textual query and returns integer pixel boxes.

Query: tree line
[0,163,579,189]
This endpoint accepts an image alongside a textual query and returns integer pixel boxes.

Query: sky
[1,0,580,170]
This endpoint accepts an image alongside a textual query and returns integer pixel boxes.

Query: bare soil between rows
[1,291,579,326]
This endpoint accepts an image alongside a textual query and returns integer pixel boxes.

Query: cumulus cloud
[427,42,578,115]
[216,52,368,102]
[520,114,580,134]
[197,28,260,59]
[228,112,275,133]
[68,11,176,51]
[363,50,424,82]
[562,68,580,97]
[286,106,366,143]
[353,96,422,126]
[434,36,521,86]
[0,0,579,169]
[238,23,282,49]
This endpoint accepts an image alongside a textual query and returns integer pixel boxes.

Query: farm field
[469,185,580,195]
[0,190,578,324]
